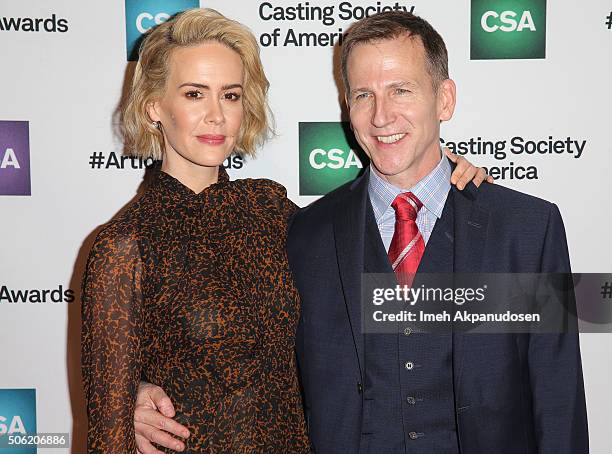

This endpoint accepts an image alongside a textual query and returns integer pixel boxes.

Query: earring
[153,121,161,129]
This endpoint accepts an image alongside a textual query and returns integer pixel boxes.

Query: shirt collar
[368,153,451,223]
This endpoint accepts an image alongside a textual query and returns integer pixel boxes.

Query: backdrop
[1,0,611,452]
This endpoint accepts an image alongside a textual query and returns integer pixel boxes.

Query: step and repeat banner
[1,0,611,452]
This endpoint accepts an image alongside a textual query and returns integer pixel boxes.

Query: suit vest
[360,195,460,453]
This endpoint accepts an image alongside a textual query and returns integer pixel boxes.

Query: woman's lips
[196,134,226,145]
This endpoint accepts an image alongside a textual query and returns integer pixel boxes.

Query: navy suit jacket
[287,165,588,453]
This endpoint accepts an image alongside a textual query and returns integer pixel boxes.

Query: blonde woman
[81,8,489,453]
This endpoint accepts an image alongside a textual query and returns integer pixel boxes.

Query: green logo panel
[299,122,367,196]
[471,0,547,60]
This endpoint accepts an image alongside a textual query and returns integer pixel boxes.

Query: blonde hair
[123,8,271,159]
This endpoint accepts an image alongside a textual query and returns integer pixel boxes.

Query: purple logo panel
[0,120,31,196]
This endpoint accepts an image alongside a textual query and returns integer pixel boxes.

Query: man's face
[346,34,456,188]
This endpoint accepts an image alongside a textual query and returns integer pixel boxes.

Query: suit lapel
[450,184,490,397]
[452,185,489,273]
[418,189,455,274]
[364,200,394,274]
[416,167,490,275]
[332,169,379,380]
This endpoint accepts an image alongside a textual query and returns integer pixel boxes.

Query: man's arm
[134,382,190,454]
[529,203,589,453]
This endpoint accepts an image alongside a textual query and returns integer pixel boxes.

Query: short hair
[341,11,449,93]
[123,8,271,160]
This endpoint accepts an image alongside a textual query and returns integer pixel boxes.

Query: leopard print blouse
[81,167,309,453]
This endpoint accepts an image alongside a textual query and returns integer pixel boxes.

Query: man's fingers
[135,423,186,452]
[136,382,158,406]
[136,382,175,417]
[135,434,166,454]
[147,386,176,417]
[134,408,190,439]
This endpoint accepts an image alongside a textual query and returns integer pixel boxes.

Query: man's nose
[371,96,394,128]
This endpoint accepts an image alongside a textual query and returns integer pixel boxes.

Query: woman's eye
[185,90,202,99]
[224,92,241,101]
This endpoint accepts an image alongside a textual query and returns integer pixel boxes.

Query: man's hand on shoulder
[134,381,190,453]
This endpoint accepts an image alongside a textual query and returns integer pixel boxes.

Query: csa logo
[0,389,36,454]
[125,0,199,61]
[299,122,365,196]
[471,0,547,60]
[0,121,31,196]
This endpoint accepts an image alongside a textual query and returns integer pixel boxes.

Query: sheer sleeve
[252,178,299,223]
[81,225,143,453]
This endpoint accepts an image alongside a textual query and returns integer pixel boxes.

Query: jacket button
[406,396,416,405]
[405,361,414,370]
[404,327,412,336]
[357,382,363,394]
[409,431,419,440]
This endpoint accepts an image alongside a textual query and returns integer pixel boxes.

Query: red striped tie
[388,192,425,286]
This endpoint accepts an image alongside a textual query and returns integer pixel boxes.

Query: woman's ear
[147,100,161,123]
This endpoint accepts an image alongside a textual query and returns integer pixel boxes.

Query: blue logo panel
[125,0,200,61]
[0,389,36,454]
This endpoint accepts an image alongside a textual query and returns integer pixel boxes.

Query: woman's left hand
[444,147,494,190]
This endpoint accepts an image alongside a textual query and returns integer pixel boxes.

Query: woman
[81,8,489,453]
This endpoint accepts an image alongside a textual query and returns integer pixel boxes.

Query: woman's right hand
[134,381,191,453]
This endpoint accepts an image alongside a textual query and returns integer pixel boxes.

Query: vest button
[404,327,412,336]
[357,382,363,394]
[405,361,414,370]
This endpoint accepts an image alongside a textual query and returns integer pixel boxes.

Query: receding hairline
[344,32,438,89]
[345,31,428,62]
[340,12,450,94]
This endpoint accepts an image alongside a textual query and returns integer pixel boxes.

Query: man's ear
[438,78,456,122]
[344,93,354,130]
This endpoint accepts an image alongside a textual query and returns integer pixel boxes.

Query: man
[133,11,588,453]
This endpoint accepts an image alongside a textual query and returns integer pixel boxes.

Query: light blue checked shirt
[368,154,451,251]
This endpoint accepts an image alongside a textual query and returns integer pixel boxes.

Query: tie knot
[391,192,422,221]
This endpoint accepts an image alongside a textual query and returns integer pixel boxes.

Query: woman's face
[148,41,244,170]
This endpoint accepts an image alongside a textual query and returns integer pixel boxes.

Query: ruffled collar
[152,166,230,192]
[151,165,230,203]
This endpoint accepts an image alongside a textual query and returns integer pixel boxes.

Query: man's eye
[355,92,369,101]
[395,88,410,95]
